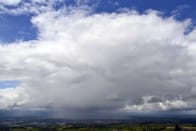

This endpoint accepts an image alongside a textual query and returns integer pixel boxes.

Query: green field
[7,124,196,131]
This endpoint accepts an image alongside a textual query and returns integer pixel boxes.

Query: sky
[0,0,196,119]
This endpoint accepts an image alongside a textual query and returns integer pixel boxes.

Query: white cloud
[0,0,63,15]
[124,96,188,112]
[0,0,21,6]
[0,0,90,15]
[0,87,29,109]
[0,8,196,117]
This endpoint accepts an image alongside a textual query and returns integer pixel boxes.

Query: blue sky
[0,0,196,43]
[0,80,20,88]
[0,14,37,43]
[1,0,196,118]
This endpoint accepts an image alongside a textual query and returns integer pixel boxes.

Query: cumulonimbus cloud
[0,6,196,117]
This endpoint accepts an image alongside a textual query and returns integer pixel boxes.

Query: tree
[174,124,181,131]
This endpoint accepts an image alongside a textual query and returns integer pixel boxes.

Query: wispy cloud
[0,0,21,6]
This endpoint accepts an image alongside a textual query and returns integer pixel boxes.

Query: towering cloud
[0,4,196,118]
